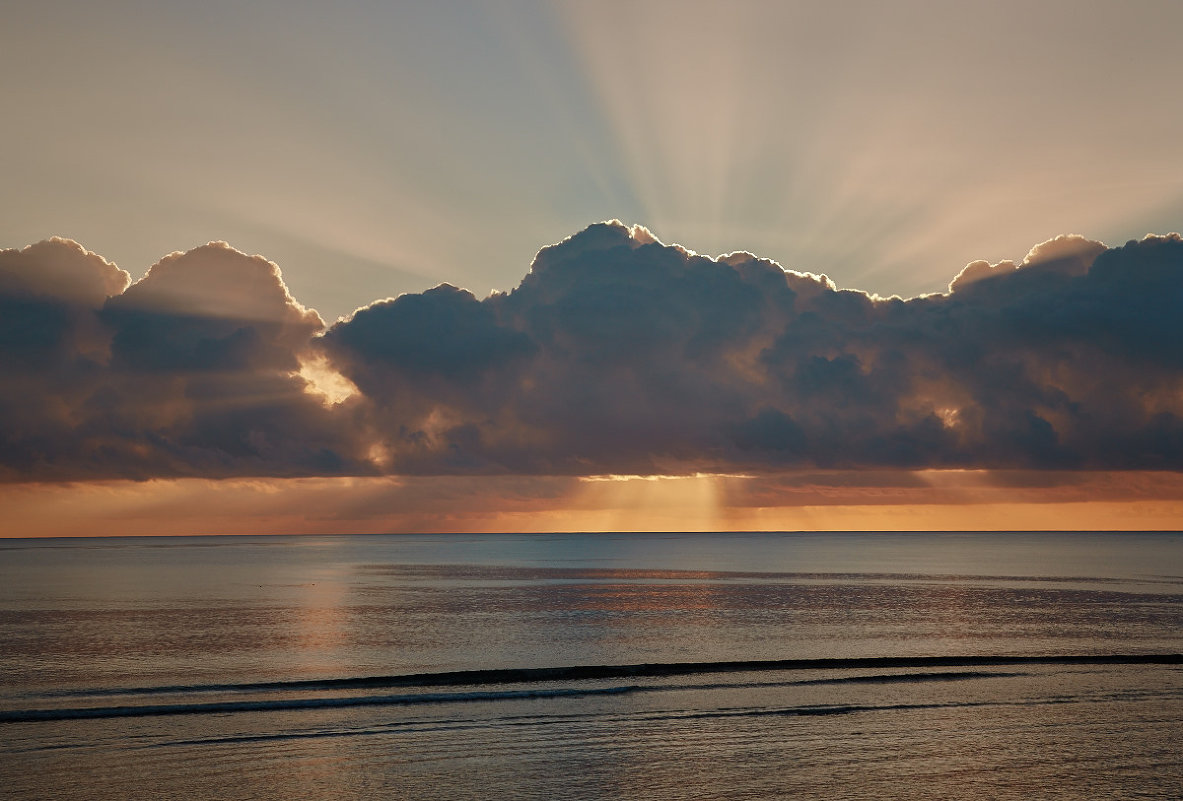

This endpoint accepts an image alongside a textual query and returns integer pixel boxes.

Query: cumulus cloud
[321,222,808,474]
[321,222,1183,475]
[2,223,1182,481]
[104,242,323,373]
[0,237,130,304]
[0,240,370,481]
[948,233,1106,293]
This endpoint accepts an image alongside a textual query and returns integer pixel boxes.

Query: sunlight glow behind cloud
[4,1,1183,534]
[554,0,1183,293]
[3,1,1183,322]
[4,222,1183,490]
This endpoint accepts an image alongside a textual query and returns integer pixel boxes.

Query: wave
[6,653,1177,724]
[0,685,641,724]
[788,670,1027,685]
[57,652,1181,699]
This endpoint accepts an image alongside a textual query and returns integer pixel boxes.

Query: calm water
[1,532,1181,799]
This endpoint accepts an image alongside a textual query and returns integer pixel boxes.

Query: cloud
[0,238,129,366]
[0,237,130,305]
[0,240,370,481]
[104,242,323,373]
[948,233,1105,293]
[322,222,808,474]
[2,223,1182,482]
[326,223,1183,475]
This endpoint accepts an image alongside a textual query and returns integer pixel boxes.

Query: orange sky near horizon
[3,472,1180,538]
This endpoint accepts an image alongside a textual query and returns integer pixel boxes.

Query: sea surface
[1,531,1180,799]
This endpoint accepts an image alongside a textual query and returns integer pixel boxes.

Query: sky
[3,0,1183,535]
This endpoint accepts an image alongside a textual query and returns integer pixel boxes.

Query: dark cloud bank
[2,222,1182,482]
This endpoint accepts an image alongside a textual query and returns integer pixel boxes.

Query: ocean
[1,531,1180,799]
